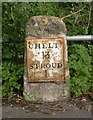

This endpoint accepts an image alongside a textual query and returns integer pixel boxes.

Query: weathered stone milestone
[24,16,69,102]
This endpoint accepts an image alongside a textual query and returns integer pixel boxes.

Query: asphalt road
[2,102,92,119]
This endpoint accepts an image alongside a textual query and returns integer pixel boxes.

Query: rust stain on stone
[26,37,67,83]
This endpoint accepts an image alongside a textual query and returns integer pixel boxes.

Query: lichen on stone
[25,16,67,38]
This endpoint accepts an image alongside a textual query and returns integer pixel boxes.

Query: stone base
[23,83,70,102]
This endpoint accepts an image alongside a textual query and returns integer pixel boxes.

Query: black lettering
[30,64,33,69]
[42,51,50,59]
[34,64,40,69]
[49,43,53,48]
[29,44,33,49]
[30,63,62,70]
[46,63,51,68]
[54,43,58,48]
[45,52,50,59]
[35,44,40,49]
[41,64,45,68]
[42,51,44,59]
[52,63,57,68]
[42,43,47,49]
[45,70,47,77]
[57,63,62,68]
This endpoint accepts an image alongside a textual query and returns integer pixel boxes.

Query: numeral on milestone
[42,51,50,59]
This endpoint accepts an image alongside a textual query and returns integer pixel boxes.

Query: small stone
[85,104,91,111]
[52,112,56,115]
[22,107,25,110]
[63,109,66,112]
[36,105,39,108]
[16,100,20,103]
[16,107,19,109]
[82,98,87,101]
[10,104,13,107]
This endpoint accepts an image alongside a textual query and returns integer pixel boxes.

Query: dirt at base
[2,94,93,119]
[2,94,92,114]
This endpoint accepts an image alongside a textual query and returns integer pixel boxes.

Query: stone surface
[26,16,66,38]
[24,16,69,102]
